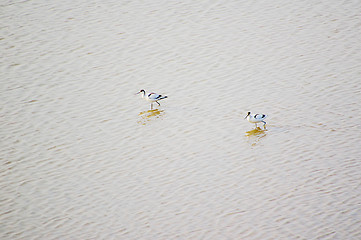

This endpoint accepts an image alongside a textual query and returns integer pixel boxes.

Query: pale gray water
[1,0,361,239]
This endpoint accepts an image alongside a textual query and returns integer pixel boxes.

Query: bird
[136,89,168,110]
[245,112,267,128]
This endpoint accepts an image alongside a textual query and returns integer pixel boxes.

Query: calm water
[1,0,361,239]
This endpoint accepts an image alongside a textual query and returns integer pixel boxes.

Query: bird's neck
[141,91,146,98]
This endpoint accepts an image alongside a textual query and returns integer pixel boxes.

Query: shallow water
[1,0,361,239]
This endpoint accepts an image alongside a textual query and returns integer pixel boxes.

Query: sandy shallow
[1,0,361,239]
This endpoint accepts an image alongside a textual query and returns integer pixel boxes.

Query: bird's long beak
[135,91,141,95]
[244,113,250,119]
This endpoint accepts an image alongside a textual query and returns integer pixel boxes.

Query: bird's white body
[142,92,164,103]
[245,112,267,127]
[137,90,167,109]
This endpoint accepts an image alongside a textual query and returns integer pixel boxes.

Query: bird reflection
[245,127,267,146]
[138,109,165,125]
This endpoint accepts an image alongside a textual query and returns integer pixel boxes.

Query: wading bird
[137,89,168,110]
[245,112,267,128]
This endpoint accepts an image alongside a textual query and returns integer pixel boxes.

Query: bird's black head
[245,111,251,119]
[137,89,145,94]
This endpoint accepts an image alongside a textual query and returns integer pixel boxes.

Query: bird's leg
[151,103,153,110]
[262,121,267,129]
[156,101,161,106]
[255,123,258,128]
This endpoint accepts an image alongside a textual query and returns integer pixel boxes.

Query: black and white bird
[137,89,168,110]
[245,112,267,127]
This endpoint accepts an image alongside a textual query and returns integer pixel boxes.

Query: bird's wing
[148,92,161,100]
[254,114,267,119]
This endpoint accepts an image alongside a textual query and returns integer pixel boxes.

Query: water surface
[1,0,361,239]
